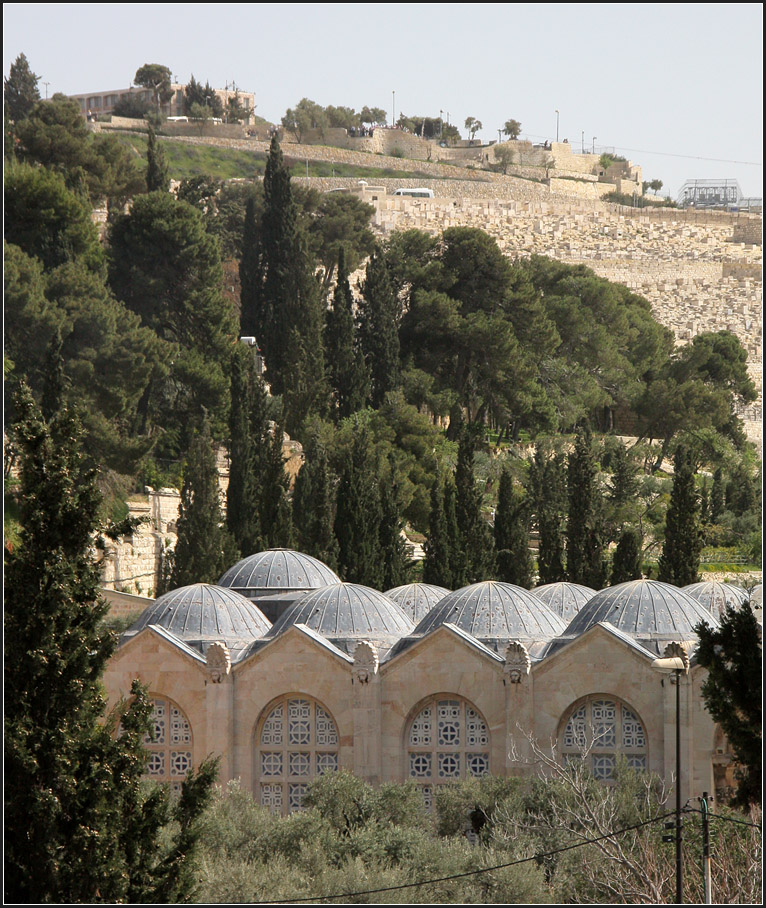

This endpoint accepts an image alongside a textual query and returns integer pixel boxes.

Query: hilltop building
[103,551,751,816]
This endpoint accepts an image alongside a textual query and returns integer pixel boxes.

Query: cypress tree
[334,422,382,587]
[292,430,339,570]
[453,427,493,586]
[239,195,262,338]
[325,246,368,420]
[4,53,41,124]
[4,389,216,902]
[423,474,452,588]
[657,445,702,586]
[358,249,400,408]
[566,428,608,588]
[379,455,411,589]
[145,126,169,192]
[40,327,66,421]
[443,474,461,586]
[170,416,233,587]
[260,413,294,549]
[611,527,643,584]
[226,347,259,557]
[530,444,567,585]
[711,466,725,523]
[494,468,534,587]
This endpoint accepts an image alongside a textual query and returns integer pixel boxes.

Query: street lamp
[652,644,690,905]
[392,90,395,127]
[555,109,559,143]
[592,136,597,154]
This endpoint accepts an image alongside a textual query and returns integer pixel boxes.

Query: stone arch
[403,693,491,809]
[142,693,194,791]
[253,694,340,815]
[557,694,648,780]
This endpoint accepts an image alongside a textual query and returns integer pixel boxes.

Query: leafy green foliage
[494,468,534,587]
[4,52,40,125]
[657,446,702,586]
[183,74,224,118]
[566,428,608,588]
[695,603,762,808]
[145,125,169,192]
[133,63,173,112]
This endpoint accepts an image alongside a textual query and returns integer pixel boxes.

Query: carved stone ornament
[662,641,690,674]
[206,641,231,682]
[503,640,531,683]
[352,640,379,684]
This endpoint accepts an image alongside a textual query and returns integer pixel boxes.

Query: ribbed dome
[123,583,271,653]
[532,582,597,622]
[557,580,717,654]
[412,581,567,649]
[683,581,749,618]
[218,549,340,594]
[385,583,450,623]
[267,583,415,655]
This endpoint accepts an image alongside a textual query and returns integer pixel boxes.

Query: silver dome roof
[554,580,717,655]
[411,581,567,646]
[532,582,597,623]
[123,583,271,653]
[385,583,451,623]
[683,581,749,618]
[266,583,415,655]
[218,549,340,594]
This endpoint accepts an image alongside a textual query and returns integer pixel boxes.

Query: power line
[249,810,676,904]
[686,806,763,829]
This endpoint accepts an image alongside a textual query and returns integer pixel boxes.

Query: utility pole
[701,793,712,904]
[43,80,50,100]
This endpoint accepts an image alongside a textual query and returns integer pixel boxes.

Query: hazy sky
[4,3,763,199]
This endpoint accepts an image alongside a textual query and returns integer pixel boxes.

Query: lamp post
[592,136,597,154]
[652,646,689,905]
[392,90,395,127]
[555,109,559,143]
[581,130,584,154]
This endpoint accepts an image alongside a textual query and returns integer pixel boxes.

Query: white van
[394,187,434,198]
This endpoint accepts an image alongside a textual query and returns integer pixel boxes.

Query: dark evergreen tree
[443,474,461,586]
[145,125,169,192]
[453,427,493,586]
[695,603,762,809]
[170,416,234,587]
[226,347,262,557]
[334,422,382,587]
[358,249,400,408]
[4,53,40,124]
[657,445,702,586]
[611,527,643,584]
[494,468,534,587]
[239,194,261,338]
[325,246,368,420]
[530,444,567,584]
[566,428,608,588]
[608,439,639,506]
[423,474,452,588]
[379,455,411,589]
[711,466,725,523]
[260,412,295,549]
[292,430,339,570]
[4,389,217,902]
[238,135,326,433]
[40,328,66,422]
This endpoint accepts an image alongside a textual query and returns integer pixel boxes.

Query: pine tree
[423,474,452,588]
[358,249,400,408]
[453,427,493,586]
[4,53,40,124]
[695,603,762,808]
[611,527,643,584]
[334,422,382,587]
[657,445,702,586]
[608,440,639,506]
[292,430,339,570]
[40,327,66,421]
[4,389,217,902]
[494,468,534,587]
[566,428,608,588]
[379,455,411,589]
[325,246,368,420]
[145,125,169,192]
[530,444,567,584]
[170,416,233,586]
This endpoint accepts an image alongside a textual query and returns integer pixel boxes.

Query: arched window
[142,696,193,791]
[406,697,490,808]
[559,696,647,780]
[255,696,339,815]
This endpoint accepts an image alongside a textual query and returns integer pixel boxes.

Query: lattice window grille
[257,698,340,815]
[563,705,587,749]
[144,699,166,746]
[622,708,646,748]
[437,700,461,746]
[438,752,460,778]
[591,700,617,747]
[409,706,433,746]
[147,752,165,776]
[170,751,192,776]
[466,708,489,747]
[409,753,432,778]
[142,697,193,784]
[170,706,191,745]
[561,699,647,781]
[466,753,490,777]
[592,754,616,780]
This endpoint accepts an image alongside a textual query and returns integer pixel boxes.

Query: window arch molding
[142,693,194,791]
[557,693,649,780]
[403,693,492,807]
[253,693,340,815]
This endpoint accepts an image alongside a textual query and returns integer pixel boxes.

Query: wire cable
[249,810,677,904]
[685,806,763,829]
